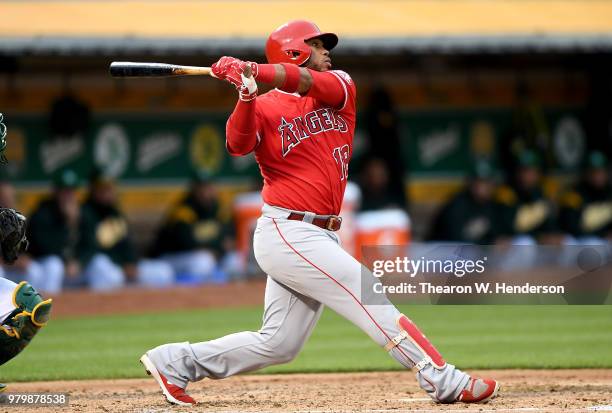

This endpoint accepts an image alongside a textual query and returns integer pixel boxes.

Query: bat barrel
[109,62,211,77]
[110,62,176,77]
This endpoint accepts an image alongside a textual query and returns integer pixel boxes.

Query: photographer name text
[373,282,565,295]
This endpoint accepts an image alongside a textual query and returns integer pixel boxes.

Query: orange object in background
[336,182,361,257]
[232,184,410,268]
[233,191,263,270]
[234,182,363,264]
[354,209,411,262]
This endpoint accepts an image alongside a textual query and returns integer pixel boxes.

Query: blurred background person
[364,86,407,206]
[494,150,561,245]
[0,173,45,288]
[428,159,498,244]
[149,170,236,284]
[26,169,97,293]
[354,157,410,263]
[0,174,16,210]
[358,157,407,212]
[47,93,91,142]
[82,169,174,290]
[559,151,612,244]
[501,81,551,173]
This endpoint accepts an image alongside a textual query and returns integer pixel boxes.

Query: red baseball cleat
[140,354,196,406]
[457,377,500,403]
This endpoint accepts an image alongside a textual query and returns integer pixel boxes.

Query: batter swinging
[141,20,499,406]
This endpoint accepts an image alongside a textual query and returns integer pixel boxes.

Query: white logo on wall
[94,123,130,177]
[554,116,585,169]
[137,133,182,172]
[40,135,84,173]
[418,124,460,167]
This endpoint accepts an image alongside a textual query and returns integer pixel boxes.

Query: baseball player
[0,208,53,391]
[141,20,499,406]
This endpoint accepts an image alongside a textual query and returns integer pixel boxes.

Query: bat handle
[174,65,213,76]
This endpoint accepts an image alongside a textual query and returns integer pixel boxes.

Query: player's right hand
[211,56,254,82]
[211,56,258,101]
[211,56,239,81]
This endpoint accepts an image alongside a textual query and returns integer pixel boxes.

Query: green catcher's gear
[0,282,52,365]
[0,208,29,264]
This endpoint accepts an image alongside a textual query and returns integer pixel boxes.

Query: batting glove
[236,62,258,101]
[211,56,239,80]
[211,57,258,101]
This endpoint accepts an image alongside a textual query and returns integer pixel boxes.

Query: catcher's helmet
[265,20,338,65]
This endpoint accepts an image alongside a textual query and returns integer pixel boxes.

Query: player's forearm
[255,64,313,94]
[212,57,344,107]
[226,99,258,156]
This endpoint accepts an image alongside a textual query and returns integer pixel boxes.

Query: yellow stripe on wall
[408,179,464,204]
[2,1,612,38]
[15,175,575,220]
[407,175,574,204]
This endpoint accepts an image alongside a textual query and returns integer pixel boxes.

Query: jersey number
[332,144,350,181]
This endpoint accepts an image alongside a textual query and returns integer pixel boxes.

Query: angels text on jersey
[278,108,348,157]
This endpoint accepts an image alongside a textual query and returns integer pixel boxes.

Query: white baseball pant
[146,204,470,402]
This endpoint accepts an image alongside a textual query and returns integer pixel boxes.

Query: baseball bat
[109,62,213,77]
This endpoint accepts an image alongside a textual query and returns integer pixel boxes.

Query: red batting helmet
[265,20,338,65]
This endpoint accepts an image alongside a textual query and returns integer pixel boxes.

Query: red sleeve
[225,99,260,156]
[305,69,354,109]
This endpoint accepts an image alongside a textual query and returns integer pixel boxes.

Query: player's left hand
[236,62,258,101]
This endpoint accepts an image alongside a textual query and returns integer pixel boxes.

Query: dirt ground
[4,369,611,412]
[10,284,610,412]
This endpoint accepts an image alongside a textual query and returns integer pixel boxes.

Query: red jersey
[234,70,357,215]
